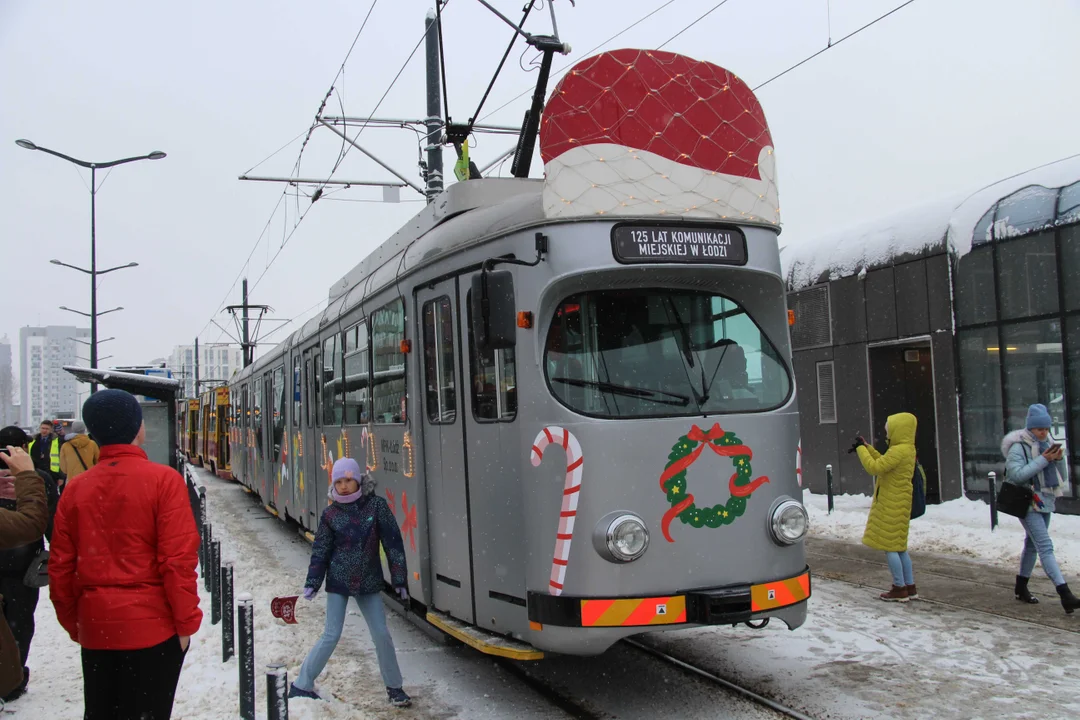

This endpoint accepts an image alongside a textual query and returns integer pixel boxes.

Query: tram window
[371,299,406,424]
[423,297,457,424]
[273,365,286,459]
[322,335,344,426]
[344,322,370,424]
[313,353,323,427]
[253,377,263,452]
[292,356,301,427]
[543,289,791,418]
[466,291,517,421]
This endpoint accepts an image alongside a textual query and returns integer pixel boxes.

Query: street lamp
[70,336,114,346]
[60,306,123,318]
[18,139,164,392]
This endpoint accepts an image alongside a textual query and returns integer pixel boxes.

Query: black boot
[1056,583,1080,614]
[1015,575,1039,604]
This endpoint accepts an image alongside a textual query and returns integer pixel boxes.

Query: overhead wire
[753,0,918,90]
[195,0,396,342]
[478,0,680,124]
[657,0,731,49]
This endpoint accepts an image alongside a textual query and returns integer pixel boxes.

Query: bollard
[988,471,998,531]
[203,523,213,592]
[222,562,235,662]
[210,540,222,626]
[198,486,208,578]
[826,464,834,515]
[267,664,289,720]
[238,594,255,720]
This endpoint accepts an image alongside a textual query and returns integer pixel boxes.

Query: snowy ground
[10,479,1080,718]
[804,490,1080,576]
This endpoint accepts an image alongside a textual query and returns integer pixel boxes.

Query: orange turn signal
[400,339,412,353]
[517,311,533,329]
[787,309,795,326]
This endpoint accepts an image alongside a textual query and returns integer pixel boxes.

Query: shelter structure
[63,366,182,470]
[784,156,1080,514]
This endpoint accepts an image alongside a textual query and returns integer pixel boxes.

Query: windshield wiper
[551,377,690,407]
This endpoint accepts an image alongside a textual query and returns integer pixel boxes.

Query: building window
[954,246,995,327]
[1002,320,1064,432]
[1061,226,1080,311]
[422,297,457,424]
[996,231,1058,320]
[958,327,1004,491]
[371,299,406,424]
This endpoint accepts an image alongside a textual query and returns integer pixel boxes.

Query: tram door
[301,343,322,532]
[418,280,474,623]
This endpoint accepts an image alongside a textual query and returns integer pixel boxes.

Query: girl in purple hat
[290,457,411,707]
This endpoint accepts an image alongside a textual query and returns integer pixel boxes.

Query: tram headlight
[769,500,809,545]
[606,514,649,562]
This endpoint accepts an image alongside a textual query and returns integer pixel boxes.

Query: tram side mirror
[471,270,517,351]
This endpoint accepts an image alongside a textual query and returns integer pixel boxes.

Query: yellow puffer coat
[856,412,917,552]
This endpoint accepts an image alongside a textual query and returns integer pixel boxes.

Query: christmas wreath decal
[659,423,770,542]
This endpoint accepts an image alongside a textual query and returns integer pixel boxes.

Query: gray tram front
[417,216,809,656]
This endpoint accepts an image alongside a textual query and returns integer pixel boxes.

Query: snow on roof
[782,194,959,291]
[784,154,1080,291]
[946,153,1080,257]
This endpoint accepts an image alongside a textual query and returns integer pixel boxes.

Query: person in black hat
[49,389,201,720]
[0,426,58,703]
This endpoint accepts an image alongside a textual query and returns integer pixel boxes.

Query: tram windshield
[544,289,791,418]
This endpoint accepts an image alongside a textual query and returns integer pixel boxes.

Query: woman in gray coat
[1002,403,1080,613]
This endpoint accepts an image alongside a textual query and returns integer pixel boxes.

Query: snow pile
[806,491,1080,575]
[783,194,958,290]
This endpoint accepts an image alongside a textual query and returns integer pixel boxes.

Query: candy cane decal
[531,426,584,596]
[796,442,802,487]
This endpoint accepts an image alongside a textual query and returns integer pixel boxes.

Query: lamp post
[18,139,165,392]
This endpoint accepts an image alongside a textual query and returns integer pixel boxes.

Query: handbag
[23,548,49,588]
[996,480,1033,519]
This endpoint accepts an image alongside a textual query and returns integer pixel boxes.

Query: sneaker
[905,584,918,600]
[879,585,909,602]
[387,687,411,708]
[288,683,321,700]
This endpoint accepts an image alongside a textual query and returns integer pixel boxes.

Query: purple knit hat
[332,457,362,482]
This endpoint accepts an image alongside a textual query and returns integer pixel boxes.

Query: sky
[2,0,1078,388]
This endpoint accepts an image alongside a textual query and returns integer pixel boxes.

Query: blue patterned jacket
[305,492,407,596]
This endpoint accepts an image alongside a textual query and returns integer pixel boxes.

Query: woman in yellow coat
[853,412,917,602]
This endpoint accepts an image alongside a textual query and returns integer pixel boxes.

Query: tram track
[490,637,816,720]
[621,638,816,720]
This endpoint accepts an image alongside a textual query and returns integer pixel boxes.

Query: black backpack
[910,460,926,520]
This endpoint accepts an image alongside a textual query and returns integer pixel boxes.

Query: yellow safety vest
[29,437,61,473]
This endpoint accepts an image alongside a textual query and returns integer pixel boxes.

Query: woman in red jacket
[49,389,202,720]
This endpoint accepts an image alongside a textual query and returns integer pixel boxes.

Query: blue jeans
[1019,512,1066,587]
[295,592,403,691]
[886,551,914,587]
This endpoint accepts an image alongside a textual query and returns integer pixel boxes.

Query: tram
[229,49,809,657]
[197,386,232,479]
[179,397,200,465]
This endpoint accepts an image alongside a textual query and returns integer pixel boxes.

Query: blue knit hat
[1025,403,1053,430]
[332,457,362,482]
[83,389,143,446]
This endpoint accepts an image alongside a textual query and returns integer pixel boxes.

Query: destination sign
[611,225,747,265]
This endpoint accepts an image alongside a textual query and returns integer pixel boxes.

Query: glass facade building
[955,180,1080,509]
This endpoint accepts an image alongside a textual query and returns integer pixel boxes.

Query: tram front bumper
[527,567,811,628]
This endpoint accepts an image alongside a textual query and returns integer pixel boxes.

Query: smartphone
[1050,443,1063,453]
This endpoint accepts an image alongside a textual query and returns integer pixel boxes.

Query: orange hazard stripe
[580,596,687,627]
[750,571,811,612]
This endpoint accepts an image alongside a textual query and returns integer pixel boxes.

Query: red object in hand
[271,596,299,624]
